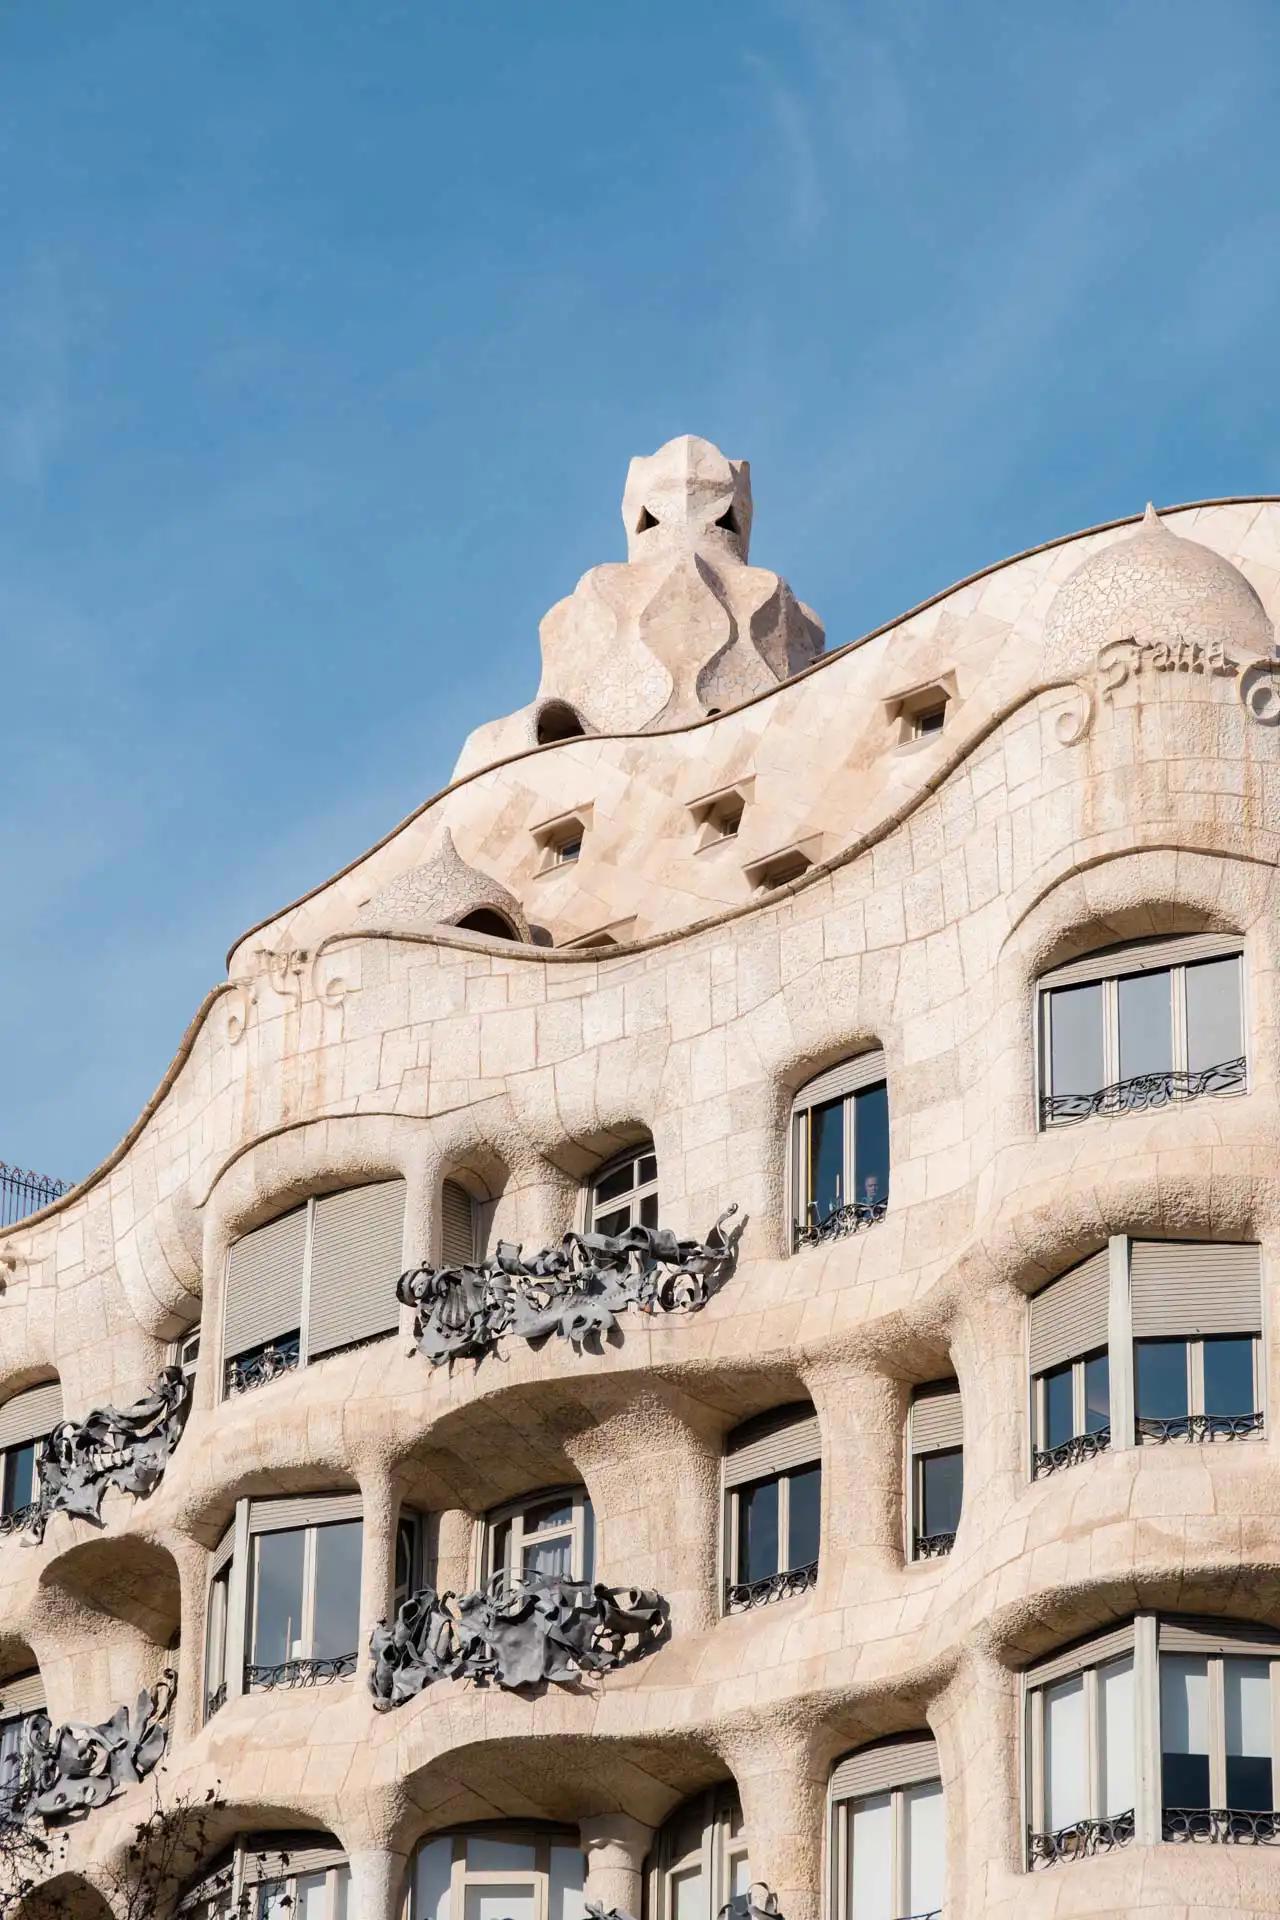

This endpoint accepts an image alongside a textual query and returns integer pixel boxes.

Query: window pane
[3,1444,35,1517]
[332,1866,350,1920]
[1043,1365,1074,1449]
[466,1838,537,1872]
[396,1518,415,1601]
[1185,956,1242,1074]
[258,1886,293,1920]
[1161,1654,1211,1809]
[490,1518,512,1577]
[550,1844,584,1920]
[1084,1352,1110,1433]
[1099,1656,1135,1817]
[810,1098,845,1219]
[920,1450,963,1539]
[1048,983,1104,1096]
[1044,1674,1088,1829]
[1135,1341,1189,1422]
[904,1780,945,1917]
[738,1477,780,1583]
[853,1081,890,1213]
[463,1882,535,1920]
[311,1520,362,1660]
[730,1854,750,1897]
[1203,1337,1255,1418]
[524,1533,573,1579]
[296,1874,329,1920]
[1118,968,1173,1080]
[787,1464,821,1568]
[251,1528,306,1667]
[594,1206,631,1238]
[672,1868,704,1920]
[525,1496,575,1534]
[848,1792,893,1920]
[595,1161,636,1205]
[638,1153,658,1186]
[582,1496,595,1583]
[205,1568,229,1697]
[1225,1658,1273,1812]
[640,1193,659,1229]
[412,1837,451,1920]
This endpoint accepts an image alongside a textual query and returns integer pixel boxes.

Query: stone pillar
[565,1393,721,1634]
[171,1536,213,1747]
[433,1505,477,1593]
[722,1728,826,1920]
[346,1844,410,1920]
[799,1358,907,1602]
[358,1469,401,1654]
[579,1812,654,1917]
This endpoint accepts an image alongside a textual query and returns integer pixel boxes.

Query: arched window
[829,1736,944,1920]
[790,1052,889,1248]
[222,1180,405,1397]
[483,1487,595,1587]
[179,1833,349,1917]
[587,1141,658,1236]
[908,1380,964,1560]
[0,1381,61,1529]
[722,1404,820,1610]
[647,1785,751,1920]
[1024,1613,1280,1865]
[408,1825,585,1920]
[1037,934,1245,1126]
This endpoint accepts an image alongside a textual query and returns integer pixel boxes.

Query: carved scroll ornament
[399,1207,743,1367]
[370,1571,668,1709]
[27,1367,191,1540]
[0,1672,175,1825]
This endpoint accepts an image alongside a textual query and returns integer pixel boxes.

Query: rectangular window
[833,1769,945,1920]
[1028,1649,1136,1863]
[486,1490,595,1587]
[1159,1646,1277,1832]
[1,1443,37,1520]
[1039,945,1244,1126]
[918,1450,963,1543]
[727,1464,822,1602]
[1136,1335,1261,1440]
[1033,1350,1110,1467]
[247,1519,362,1683]
[588,1147,658,1237]
[792,1060,890,1245]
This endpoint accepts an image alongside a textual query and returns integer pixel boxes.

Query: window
[179,1834,350,1919]
[0,1381,61,1530]
[829,1737,944,1920]
[912,703,947,738]
[648,1786,751,1920]
[0,1672,43,1823]
[587,1143,658,1236]
[1029,1252,1111,1476]
[204,1494,363,1717]
[409,1826,585,1920]
[689,780,754,851]
[791,1053,889,1247]
[908,1382,964,1560]
[1025,1616,1280,1864]
[885,677,956,748]
[170,1327,201,1385]
[744,846,812,892]
[222,1181,405,1397]
[1130,1240,1263,1442]
[1038,935,1245,1126]
[484,1489,595,1588]
[723,1405,821,1610]
[532,809,591,874]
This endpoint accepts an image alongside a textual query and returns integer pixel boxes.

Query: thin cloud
[0,250,71,489]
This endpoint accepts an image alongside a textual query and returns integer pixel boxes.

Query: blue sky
[3,0,1279,1182]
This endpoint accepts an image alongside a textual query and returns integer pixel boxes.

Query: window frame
[906,1381,965,1562]
[584,1143,659,1237]
[1036,938,1246,1129]
[407,1824,585,1920]
[482,1487,595,1589]
[789,1052,890,1249]
[1031,1348,1111,1459]
[647,1785,750,1920]
[827,1737,944,1920]
[1134,1333,1263,1442]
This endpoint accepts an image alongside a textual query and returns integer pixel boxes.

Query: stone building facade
[2,436,1280,1918]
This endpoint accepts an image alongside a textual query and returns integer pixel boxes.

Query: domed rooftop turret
[1044,503,1272,677]
[356,829,529,941]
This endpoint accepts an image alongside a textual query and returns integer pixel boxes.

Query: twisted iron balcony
[1041,1055,1245,1126]
[0,1164,69,1229]
[1028,1808,1134,1867]
[1032,1426,1111,1479]
[0,1504,38,1542]
[912,1531,956,1560]
[1138,1410,1263,1443]
[795,1196,887,1249]
[725,1560,819,1612]
[245,1651,357,1690]
[1163,1806,1280,1844]
[224,1334,301,1397]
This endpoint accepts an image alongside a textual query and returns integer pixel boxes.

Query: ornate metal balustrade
[795,1197,887,1249]
[725,1559,818,1612]
[0,1672,173,1825]
[224,1334,301,1396]
[245,1651,358,1691]
[913,1531,956,1560]
[25,1367,190,1541]
[590,1887,783,1920]
[0,1164,69,1229]
[1028,1807,1134,1867]
[1163,1806,1280,1844]
[399,1207,742,1367]
[1041,1055,1246,1126]
[1138,1411,1263,1443]
[1032,1426,1111,1479]
[0,1502,38,1541]
[370,1570,668,1708]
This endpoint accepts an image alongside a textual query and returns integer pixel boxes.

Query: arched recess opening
[13,1876,116,1920]
[536,701,586,745]
[455,907,521,941]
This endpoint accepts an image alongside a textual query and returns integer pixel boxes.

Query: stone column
[565,1393,721,1634]
[722,1727,826,1920]
[346,1844,410,1920]
[579,1812,655,1917]
[358,1469,401,1654]
[799,1357,908,1603]
[433,1505,477,1593]
[171,1535,214,1746]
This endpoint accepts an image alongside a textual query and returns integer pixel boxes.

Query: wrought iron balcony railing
[245,1651,358,1690]
[1032,1426,1111,1479]
[1041,1055,1245,1126]
[1028,1807,1134,1867]
[1138,1410,1263,1443]
[795,1197,887,1249]
[725,1559,819,1612]
[224,1334,301,1397]
[1163,1805,1280,1844]
[204,1680,228,1721]
[912,1530,956,1560]
[0,1164,69,1229]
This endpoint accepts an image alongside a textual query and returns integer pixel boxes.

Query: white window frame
[647,1785,750,1920]
[1158,1646,1280,1822]
[724,1462,821,1598]
[1031,1349,1110,1456]
[789,1054,890,1246]
[828,1745,944,1920]
[1025,1646,1140,1855]
[584,1143,659,1235]
[1037,940,1246,1129]
[169,1325,201,1385]
[408,1825,585,1920]
[482,1487,595,1588]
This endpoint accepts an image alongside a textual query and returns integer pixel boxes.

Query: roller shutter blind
[441,1179,477,1266]
[1040,934,1241,991]
[241,1834,347,1883]
[0,1672,45,1717]
[911,1381,963,1454]
[1029,1251,1110,1375]
[223,1208,306,1359]
[793,1049,887,1112]
[1130,1240,1261,1337]
[0,1381,62,1452]
[248,1492,361,1535]
[209,1525,236,1579]
[307,1179,405,1359]
[829,1735,939,1802]
[1025,1623,1135,1687]
[1159,1616,1280,1657]
[723,1406,821,1488]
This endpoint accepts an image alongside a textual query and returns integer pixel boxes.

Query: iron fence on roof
[0,1164,69,1229]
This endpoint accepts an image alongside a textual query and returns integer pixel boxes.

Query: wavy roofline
[225,495,1280,968]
